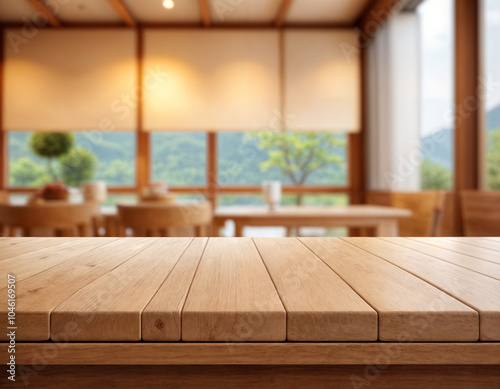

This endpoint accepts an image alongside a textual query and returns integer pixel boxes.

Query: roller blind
[283,30,361,132]
[3,29,137,131]
[143,30,281,131]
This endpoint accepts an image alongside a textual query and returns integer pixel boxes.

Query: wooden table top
[1,237,499,343]
[214,205,412,219]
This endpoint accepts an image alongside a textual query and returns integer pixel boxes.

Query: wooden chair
[460,191,500,236]
[117,202,213,237]
[0,202,98,237]
[366,191,451,237]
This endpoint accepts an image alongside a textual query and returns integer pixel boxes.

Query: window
[217,132,347,187]
[418,0,455,190]
[483,0,500,190]
[151,132,207,187]
[8,131,136,187]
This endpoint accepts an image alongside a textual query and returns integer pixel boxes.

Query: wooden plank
[0,238,156,341]
[300,238,478,341]
[412,238,500,265]
[51,238,193,341]
[11,342,500,365]
[254,238,377,341]
[0,237,72,260]
[142,238,208,341]
[107,0,136,27]
[0,238,117,282]
[10,365,500,389]
[383,238,500,281]
[446,237,500,252]
[182,238,286,341]
[27,0,61,27]
[346,238,500,341]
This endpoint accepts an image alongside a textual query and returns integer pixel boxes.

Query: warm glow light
[162,0,174,9]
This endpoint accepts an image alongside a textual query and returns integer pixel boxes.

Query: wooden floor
[1,237,499,387]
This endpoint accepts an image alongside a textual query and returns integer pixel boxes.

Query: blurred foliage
[251,132,346,185]
[420,158,452,190]
[487,129,500,190]
[29,132,74,180]
[59,147,97,187]
[9,157,50,187]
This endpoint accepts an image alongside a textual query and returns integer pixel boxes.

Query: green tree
[59,147,97,187]
[420,158,452,190]
[251,132,345,204]
[9,157,51,187]
[29,133,74,181]
[487,129,500,190]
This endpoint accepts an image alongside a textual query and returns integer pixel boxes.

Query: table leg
[234,222,244,238]
[105,216,117,237]
[375,220,399,237]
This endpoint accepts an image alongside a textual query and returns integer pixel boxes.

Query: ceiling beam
[108,0,136,27]
[274,0,293,28]
[356,0,411,43]
[27,0,61,27]
[198,0,211,27]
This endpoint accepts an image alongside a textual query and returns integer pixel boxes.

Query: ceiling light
[162,0,174,9]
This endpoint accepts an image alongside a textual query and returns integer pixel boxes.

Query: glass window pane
[151,132,207,187]
[218,132,347,186]
[484,0,500,190]
[418,0,455,190]
[8,131,136,187]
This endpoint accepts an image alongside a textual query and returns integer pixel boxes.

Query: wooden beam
[356,0,410,43]
[135,29,150,191]
[198,0,211,27]
[108,0,136,28]
[0,27,5,190]
[274,0,293,28]
[454,0,480,191]
[27,0,61,27]
[0,22,354,30]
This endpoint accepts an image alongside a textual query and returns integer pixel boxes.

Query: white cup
[262,181,282,211]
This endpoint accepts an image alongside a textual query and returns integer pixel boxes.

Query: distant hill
[422,104,500,169]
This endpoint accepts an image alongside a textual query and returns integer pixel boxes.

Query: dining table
[213,204,412,237]
[0,237,499,387]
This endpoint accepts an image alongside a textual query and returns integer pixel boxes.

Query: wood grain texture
[0,238,155,341]
[142,238,208,340]
[384,238,500,281]
[0,238,70,260]
[182,238,286,341]
[9,365,500,389]
[51,238,193,341]
[348,238,500,341]
[8,342,500,365]
[254,238,377,341]
[446,237,500,252]
[0,238,116,282]
[300,238,478,341]
[412,238,500,265]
